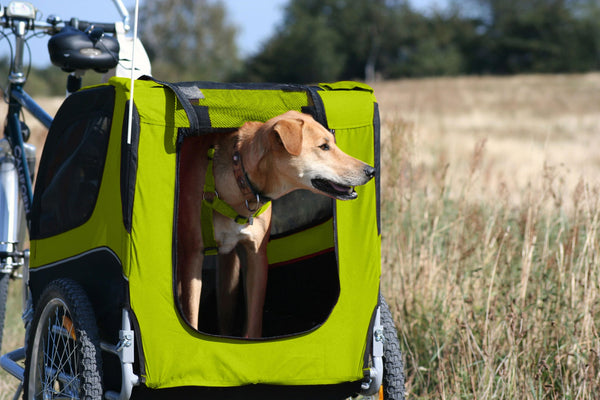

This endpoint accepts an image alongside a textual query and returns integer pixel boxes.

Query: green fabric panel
[320,87,382,375]
[197,89,310,128]
[331,126,381,379]
[127,80,378,388]
[128,120,181,384]
[266,219,334,264]
[318,90,375,130]
[127,79,190,129]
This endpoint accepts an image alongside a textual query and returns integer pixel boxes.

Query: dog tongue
[331,182,351,193]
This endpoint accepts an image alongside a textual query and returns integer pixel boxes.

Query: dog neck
[232,140,272,212]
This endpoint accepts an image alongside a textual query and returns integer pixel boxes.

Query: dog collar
[232,141,272,212]
[201,147,271,256]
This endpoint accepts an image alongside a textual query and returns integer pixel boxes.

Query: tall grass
[377,75,600,399]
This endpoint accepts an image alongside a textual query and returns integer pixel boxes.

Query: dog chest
[213,213,266,254]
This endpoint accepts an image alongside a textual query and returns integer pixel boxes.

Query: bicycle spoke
[35,304,82,399]
[51,309,65,396]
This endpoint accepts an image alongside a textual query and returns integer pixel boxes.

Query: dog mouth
[311,178,357,200]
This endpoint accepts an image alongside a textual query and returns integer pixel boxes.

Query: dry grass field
[372,73,600,399]
[1,74,600,398]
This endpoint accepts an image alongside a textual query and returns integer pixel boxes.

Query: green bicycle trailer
[26,76,403,399]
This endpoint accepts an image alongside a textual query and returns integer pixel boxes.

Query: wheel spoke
[51,309,66,396]
[35,303,82,399]
[43,313,57,397]
[26,280,102,400]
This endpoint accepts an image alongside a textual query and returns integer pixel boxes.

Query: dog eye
[319,143,330,151]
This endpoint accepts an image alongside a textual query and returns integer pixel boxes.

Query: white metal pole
[126,0,140,145]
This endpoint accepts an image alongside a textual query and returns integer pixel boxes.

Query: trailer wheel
[380,294,405,400]
[24,278,103,400]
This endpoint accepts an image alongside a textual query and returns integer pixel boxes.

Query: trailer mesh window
[30,86,114,239]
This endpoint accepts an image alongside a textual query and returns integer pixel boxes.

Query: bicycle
[0,0,149,394]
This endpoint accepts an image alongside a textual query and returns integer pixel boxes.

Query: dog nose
[364,165,376,179]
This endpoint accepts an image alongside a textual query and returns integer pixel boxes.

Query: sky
[3,0,445,68]
[4,0,288,67]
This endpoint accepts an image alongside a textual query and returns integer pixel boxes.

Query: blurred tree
[381,4,484,77]
[239,0,600,81]
[138,0,239,82]
[239,0,487,82]
[240,0,396,83]
[474,0,600,73]
[240,10,344,83]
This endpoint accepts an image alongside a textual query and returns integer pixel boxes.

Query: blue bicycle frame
[6,87,53,222]
[3,20,54,228]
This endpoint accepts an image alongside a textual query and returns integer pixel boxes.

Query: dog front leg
[217,250,241,335]
[178,252,204,330]
[244,239,269,338]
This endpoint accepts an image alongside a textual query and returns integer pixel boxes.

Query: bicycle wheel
[0,271,9,352]
[24,278,103,400]
[380,293,405,400]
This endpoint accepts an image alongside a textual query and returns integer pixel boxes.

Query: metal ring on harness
[203,190,219,202]
[245,193,261,213]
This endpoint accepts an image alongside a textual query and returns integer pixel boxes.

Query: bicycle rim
[28,297,83,399]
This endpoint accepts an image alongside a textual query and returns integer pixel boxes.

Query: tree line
[138,0,600,83]
[236,0,600,82]
[15,0,600,95]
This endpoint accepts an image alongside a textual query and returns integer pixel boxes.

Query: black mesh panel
[31,86,114,239]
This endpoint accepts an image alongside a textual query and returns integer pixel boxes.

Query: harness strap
[201,147,271,256]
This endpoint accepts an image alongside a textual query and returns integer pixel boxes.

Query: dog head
[248,110,376,200]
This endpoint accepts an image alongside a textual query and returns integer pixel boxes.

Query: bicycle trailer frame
[27,77,382,397]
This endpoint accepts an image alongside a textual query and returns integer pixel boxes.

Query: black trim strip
[121,100,140,233]
[139,76,201,132]
[172,137,183,328]
[192,105,211,131]
[306,86,329,129]
[130,380,363,400]
[171,80,311,92]
[30,246,121,272]
[180,127,238,136]
[373,103,381,235]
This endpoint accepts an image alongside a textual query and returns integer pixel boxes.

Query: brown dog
[176,110,375,338]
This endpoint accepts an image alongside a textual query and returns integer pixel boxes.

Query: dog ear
[273,118,303,156]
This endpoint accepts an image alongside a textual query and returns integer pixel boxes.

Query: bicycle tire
[380,293,405,400]
[0,271,9,353]
[24,278,103,400]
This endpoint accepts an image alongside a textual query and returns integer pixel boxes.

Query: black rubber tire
[380,294,405,400]
[0,272,9,353]
[24,278,103,400]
